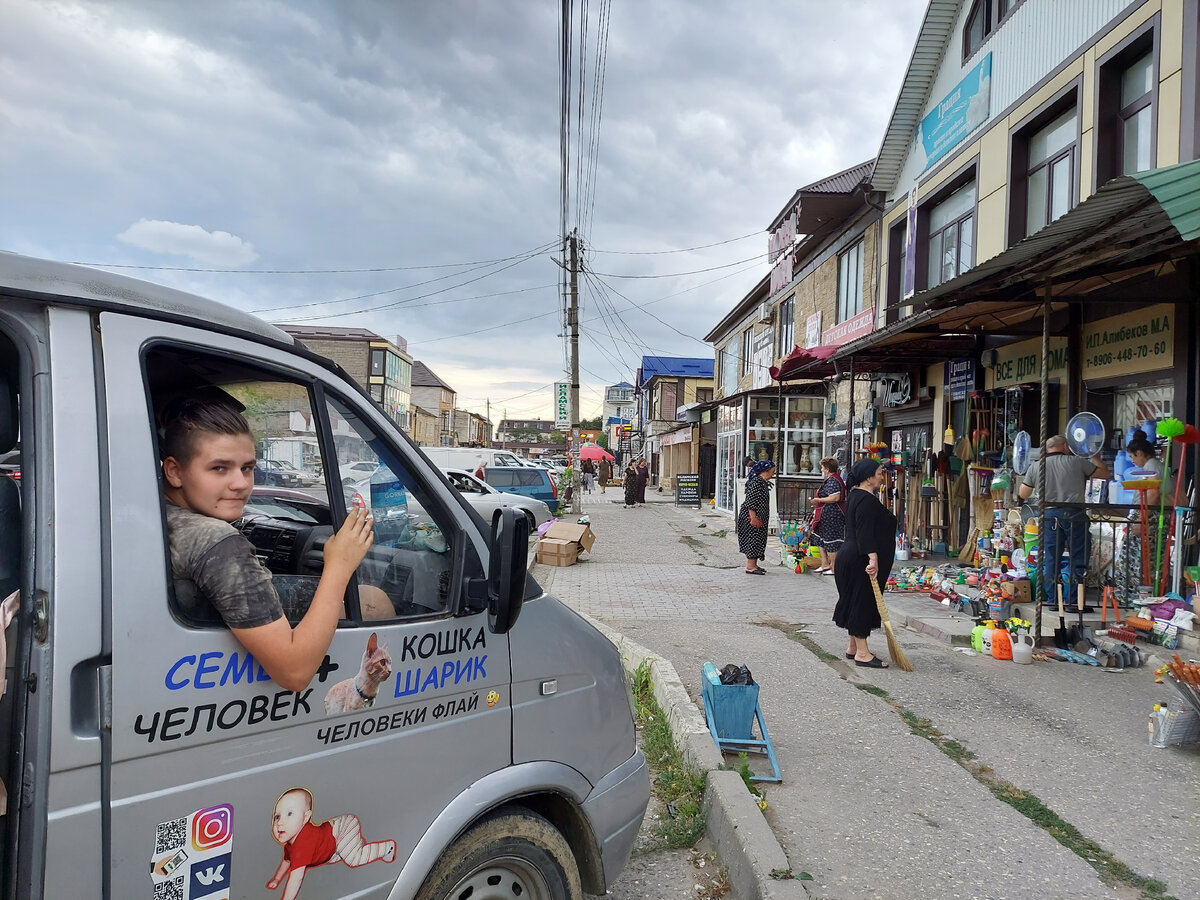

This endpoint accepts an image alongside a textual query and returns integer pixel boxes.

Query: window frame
[1008,84,1080,246]
[1095,19,1159,189]
[916,164,978,293]
[885,214,909,322]
[962,0,1025,63]
[741,327,753,375]
[836,240,865,323]
[776,294,795,357]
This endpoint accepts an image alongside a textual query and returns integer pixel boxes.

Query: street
[538,490,1200,900]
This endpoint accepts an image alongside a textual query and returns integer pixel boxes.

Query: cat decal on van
[324,632,392,714]
[267,788,396,899]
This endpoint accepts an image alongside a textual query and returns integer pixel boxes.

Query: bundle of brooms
[870,577,913,671]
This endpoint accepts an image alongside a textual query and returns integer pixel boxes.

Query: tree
[549,430,566,444]
[580,415,603,430]
[597,432,609,450]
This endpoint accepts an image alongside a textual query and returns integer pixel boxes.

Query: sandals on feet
[744,568,766,575]
[854,656,889,668]
[845,652,855,660]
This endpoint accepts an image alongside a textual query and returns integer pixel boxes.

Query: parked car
[441,468,553,528]
[253,460,300,487]
[264,458,321,486]
[338,458,379,485]
[483,465,558,507]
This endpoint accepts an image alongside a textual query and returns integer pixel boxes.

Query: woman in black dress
[811,456,846,575]
[833,459,895,667]
[622,461,638,507]
[635,458,649,504]
[737,460,776,574]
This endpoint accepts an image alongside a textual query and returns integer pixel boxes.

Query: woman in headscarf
[833,458,896,667]
[635,457,649,504]
[623,460,639,508]
[737,459,776,574]
[811,457,846,574]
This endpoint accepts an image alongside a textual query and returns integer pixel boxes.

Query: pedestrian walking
[582,458,595,494]
[635,457,649,504]
[833,458,895,668]
[622,461,638,508]
[812,456,846,574]
[737,460,776,574]
[599,457,611,493]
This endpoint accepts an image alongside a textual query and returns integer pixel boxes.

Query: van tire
[414,808,582,900]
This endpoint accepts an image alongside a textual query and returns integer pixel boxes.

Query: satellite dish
[1012,431,1032,475]
[1065,411,1106,457]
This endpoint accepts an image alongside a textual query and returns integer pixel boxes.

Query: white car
[339,459,379,485]
[441,468,553,528]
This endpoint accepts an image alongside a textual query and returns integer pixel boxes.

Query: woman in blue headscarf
[737,459,776,574]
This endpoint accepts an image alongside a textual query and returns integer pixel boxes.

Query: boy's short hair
[161,398,253,465]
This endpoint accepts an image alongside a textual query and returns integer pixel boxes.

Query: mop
[1157,423,1200,594]
[1154,418,1186,594]
[870,577,913,671]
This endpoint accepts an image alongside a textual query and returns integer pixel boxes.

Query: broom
[870,576,913,671]
[1154,418,1186,593]
[1157,423,1200,594]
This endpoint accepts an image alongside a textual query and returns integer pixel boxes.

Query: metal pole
[1036,279,1051,643]
[569,231,582,515]
[846,355,856,468]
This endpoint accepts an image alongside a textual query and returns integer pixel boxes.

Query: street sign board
[674,473,700,508]
[554,382,570,429]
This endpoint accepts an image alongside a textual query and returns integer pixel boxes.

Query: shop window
[837,240,864,322]
[1097,27,1157,184]
[885,216,909,322]
[923,179,977,289]
[1010,98,1078,243]
[777,294,795,357]
[962,0,1023,61]
[741,327,753,375]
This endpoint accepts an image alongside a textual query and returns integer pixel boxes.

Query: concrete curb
[585,616,808,900]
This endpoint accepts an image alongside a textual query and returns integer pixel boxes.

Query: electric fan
[1065,411,1106,457]
[1011,431,1032,475]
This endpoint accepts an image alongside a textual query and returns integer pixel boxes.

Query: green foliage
[631,662,708,851]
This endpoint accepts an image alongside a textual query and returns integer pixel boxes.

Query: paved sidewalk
[535,493,1200,900]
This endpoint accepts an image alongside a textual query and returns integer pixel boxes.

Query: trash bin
[702,661,758,741]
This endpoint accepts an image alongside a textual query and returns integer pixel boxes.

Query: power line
[586,252,766,279]
[588,231,763,254]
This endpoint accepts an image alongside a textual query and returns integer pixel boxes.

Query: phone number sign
[1081,304,1173,380]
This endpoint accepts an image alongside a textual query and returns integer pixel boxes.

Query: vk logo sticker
[189,851,231,898]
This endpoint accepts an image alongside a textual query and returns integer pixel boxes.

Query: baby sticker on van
[267,788,395,900]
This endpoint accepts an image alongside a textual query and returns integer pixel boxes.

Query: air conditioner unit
[918,385,935,401]
[757,301,773,323]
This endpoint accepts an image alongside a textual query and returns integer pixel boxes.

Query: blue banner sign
[944,358,975,401]
[918,54,992,171]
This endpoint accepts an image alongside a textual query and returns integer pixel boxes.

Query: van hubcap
[446,855,554,899]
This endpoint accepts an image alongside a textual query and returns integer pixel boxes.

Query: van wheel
[523,510,537,531]
[414,809,581,900]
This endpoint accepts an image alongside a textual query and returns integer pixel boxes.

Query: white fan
[1012,431,1032,476]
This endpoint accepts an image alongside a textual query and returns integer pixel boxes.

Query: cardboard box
[536,537,579,567]
[544,521,596,555]
[1002,580,1032,604]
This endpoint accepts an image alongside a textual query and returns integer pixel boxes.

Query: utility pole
[568,230,582,515]
[485,397,491,447]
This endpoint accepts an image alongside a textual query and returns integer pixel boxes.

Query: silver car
[441,467,554,528]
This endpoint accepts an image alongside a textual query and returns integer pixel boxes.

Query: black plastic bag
[718,663,754,686]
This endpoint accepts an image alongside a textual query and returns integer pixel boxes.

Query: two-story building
[635,356,714,489]
[410,360,457,446]
[450,409,493,447]
[279,325,413,431]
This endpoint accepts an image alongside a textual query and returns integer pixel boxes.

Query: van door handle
[69,656,112,736]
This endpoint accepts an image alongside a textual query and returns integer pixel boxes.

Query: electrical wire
[588,230,763,254]
[586,252,767,278]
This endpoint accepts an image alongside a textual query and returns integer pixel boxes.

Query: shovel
[1054,583,1070,649]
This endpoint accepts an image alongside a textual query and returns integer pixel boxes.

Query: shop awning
[793,158,1200,371]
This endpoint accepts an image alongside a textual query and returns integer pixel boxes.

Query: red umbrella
[579,443,615,461]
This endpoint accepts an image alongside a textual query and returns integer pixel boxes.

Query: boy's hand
[324,507,375,574]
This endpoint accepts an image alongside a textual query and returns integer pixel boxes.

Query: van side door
[98,314,511,900]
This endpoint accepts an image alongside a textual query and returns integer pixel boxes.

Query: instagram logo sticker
[191,804,234,852]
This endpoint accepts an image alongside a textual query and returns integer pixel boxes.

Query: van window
[487,469,517,488]
[145,347,456,628]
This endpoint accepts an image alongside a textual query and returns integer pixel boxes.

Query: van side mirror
[487,507,529,634]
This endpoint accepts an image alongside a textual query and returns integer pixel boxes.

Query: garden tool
[1153,418,1186,592]
[1157,423,1200,594]
[1054,582,1070,649]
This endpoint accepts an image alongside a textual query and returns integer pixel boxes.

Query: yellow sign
[1081,304,1174,380]
[991,336,1068,388]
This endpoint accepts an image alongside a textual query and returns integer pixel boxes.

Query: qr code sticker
[155,817,188,854]
[152,874,185,900]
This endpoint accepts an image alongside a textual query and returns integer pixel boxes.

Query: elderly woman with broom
[833,458,908,669]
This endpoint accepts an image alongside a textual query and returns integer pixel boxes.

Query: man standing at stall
[1018,434,1110,606]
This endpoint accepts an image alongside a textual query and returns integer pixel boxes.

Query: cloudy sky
[1,0,928,421]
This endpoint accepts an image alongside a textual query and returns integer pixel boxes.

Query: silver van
[0,253,647,899]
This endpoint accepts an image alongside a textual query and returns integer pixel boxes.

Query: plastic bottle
[981,620,997,655]
[1148,704,1163,746]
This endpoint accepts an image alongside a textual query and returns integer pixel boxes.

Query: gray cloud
[1,0,927,418]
